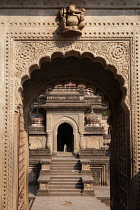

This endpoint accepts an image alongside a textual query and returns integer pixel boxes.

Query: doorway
[57,123,74,152]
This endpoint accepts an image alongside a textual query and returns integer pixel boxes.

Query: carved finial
[60,4,85,36]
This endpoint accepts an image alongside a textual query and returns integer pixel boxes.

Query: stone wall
[0,1,140,210]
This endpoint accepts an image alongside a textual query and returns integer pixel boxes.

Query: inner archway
[22,54,130,210]
[57,123,74,152]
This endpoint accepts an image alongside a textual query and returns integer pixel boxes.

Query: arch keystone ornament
[60,3,85,36]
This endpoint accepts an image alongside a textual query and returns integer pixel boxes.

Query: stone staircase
[49,155,83,196]
[37,153,94,196]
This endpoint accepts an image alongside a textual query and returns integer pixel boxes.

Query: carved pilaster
[47,133,52,153]
[79,133,85,149]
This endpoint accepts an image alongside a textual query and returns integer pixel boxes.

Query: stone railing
[37,159,51,195]
[82,175,94,196]
[80,159,94,196]
[40,159,51,172]
[81,159,91,173]
[37,175,50,195]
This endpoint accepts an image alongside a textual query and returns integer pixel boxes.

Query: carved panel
[84,182,93,190]
[40,183,48,190]
[91,168,102,186]
[15,41,129,81]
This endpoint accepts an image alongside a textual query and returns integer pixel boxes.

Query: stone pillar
[37,177,50,196]
[79,133,85,149]
[47,132,52,153]
[80,159,94,196]
[37,159,51,196]
[82,179,94,196]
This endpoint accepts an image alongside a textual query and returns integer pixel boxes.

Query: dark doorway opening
[57,123,74,152]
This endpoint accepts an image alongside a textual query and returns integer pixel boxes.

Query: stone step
[49,184,83,189]
[50,166,81,170]
[51,159,79,163]
[48,192,82,196]
[49,189,82,193]
[53,152,73,156]
[49,181,82,185]
[50,171,80,175]
[51,162,81,166]
[50,178,81,182]
[50,175,81,179]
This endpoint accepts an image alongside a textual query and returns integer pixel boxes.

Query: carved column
[47,133,52,153]
[79,133,85,150]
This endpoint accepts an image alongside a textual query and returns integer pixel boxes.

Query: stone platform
[31,196,110,210]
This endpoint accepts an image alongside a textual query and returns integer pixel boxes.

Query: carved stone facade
[0,1,140,210]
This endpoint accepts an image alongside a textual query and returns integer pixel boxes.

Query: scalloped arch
[20,48,129,111]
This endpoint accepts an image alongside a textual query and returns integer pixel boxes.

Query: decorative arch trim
[16,40,130,110]
[52,116,80,153]
[4,34,138,210]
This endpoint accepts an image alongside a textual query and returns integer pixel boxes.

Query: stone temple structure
[29,83,110,152]
[28,83,110,193]
[0,0,140,210]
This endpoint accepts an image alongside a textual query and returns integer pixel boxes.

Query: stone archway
[21,54,129,210]
[57,123,74,152]
[3,36,138,210]
[52,116,80,154]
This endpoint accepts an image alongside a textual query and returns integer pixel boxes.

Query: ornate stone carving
[15,41,129,82]
[81,160,91,170]
[40,183,48,190]
[4,33,138,210]
[14,39,130,112]
[84,182,93,190]
[60,4,85,36]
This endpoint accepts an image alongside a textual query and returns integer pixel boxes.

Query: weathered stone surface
[0,1,140,210]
